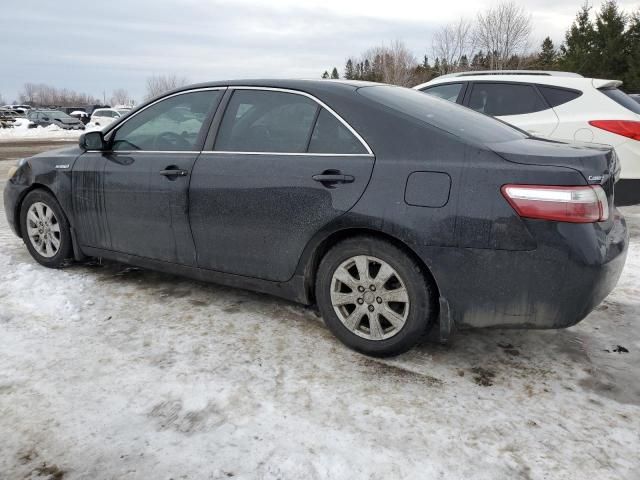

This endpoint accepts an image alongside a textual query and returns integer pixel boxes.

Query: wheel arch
[301,227,441,306]
[12,183,59,238]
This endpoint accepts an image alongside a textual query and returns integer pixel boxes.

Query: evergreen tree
[344,59,355,80]
[331,67,339,79]
[363,59,371,80]
[433,57,441,75]
[459,55,469,70]
[593,0,628,80]
[624,11,640,91]
[559,4,596,75]
[471,51,487,70]
[538,37,557,69]
[321,70,330,79]
[422,55,430,69]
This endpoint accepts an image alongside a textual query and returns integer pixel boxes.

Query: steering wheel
[154,131,191,150]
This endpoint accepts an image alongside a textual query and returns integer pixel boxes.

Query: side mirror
[79,131,106,150]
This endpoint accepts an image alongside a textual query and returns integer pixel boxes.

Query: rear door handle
[160,168,188,177]
[312,173,355,185]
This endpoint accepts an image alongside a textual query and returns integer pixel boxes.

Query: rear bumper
[417,212,629,329]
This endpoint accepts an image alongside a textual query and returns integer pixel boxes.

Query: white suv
[90,108,123,127]
[415,71,640,205]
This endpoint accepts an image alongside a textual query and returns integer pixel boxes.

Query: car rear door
[189,87,375,282]
[465,82,559,137]
[73,88,224,265]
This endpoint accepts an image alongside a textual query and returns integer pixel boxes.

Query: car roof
[414,73,623,91]
[155,79,384,99]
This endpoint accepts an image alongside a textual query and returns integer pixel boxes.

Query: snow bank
[0,123,102,142]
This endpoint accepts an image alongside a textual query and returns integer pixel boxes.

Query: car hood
[486,137,618,184]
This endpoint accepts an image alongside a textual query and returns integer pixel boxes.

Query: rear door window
[599,88,640,114]
[468,83,548,116]
[308,108,367,154]
[537,85,582,108]
[215,90,318,153]
[421,83,464,103]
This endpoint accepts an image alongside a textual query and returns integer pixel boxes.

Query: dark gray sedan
[27,109,85,130]
[3,80,628,356]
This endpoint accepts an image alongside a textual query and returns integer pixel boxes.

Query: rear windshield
[600,88,640,114]
[358,85,527,144]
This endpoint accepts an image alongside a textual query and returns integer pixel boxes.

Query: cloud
[2,0,636,102]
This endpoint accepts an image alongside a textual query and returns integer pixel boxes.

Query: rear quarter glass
[358,85,527,144]
[599,88,640,115]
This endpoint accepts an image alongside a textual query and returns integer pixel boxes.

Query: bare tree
[380,40,417,86]
[432,18,475,74]
[111,88,131,106]
[350,41,417,86]
[474,1,532,70]
[145,74,189,100]
[18,83,100,107]
[21,83,38,105]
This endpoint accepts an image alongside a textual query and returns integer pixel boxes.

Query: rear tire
[315,236,437,357]
[20,189,73,268]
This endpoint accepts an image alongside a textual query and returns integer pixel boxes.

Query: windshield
[41,110,72,119]
[358,85,527,144]
[600,88,640,114]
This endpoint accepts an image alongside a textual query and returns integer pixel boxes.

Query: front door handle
[160,168,188,177]
[312,171,355,187]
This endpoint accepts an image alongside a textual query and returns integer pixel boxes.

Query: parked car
[415,71,640,205]
[70,110,90,125]
[3,104,31,114]
[26,109,85,130]
[90,108,123,127]
[0,108,18,128]
[4,80,628,356]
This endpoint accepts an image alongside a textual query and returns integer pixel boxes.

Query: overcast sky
[2,0,638,103]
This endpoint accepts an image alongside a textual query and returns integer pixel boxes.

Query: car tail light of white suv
[589,120,640,141]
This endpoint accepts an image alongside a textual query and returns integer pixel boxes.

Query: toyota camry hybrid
[3,80,629,356]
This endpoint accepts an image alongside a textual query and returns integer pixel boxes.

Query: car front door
[465,82,559,137]
[72,88,223,265]
[189,88,375,282]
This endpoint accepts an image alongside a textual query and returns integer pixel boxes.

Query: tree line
[320,0,640,92]
[12,74,190,109]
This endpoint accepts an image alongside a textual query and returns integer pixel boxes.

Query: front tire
[316,236,437,357]
[20,189,73,268]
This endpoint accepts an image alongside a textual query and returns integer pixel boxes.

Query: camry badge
[588,175,603,182]
[55,164,70,169]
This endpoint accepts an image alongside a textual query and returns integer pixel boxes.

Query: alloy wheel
[26,201,61,258]
[330,255,410,340]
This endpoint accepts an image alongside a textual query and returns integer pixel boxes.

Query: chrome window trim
[217,86,374,156]
[201,151,373,157]
[85,150,201,154]
[94,84,375,157]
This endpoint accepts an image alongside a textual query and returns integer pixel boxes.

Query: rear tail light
[501,184,609,223]
[589,120,640,140]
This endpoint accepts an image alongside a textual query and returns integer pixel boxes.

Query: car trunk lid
[487,137,619,202]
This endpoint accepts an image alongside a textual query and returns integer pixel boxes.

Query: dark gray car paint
[3,79,628,331]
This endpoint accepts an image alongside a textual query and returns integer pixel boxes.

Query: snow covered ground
[0,159,639,479]
[0,123,100,142]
